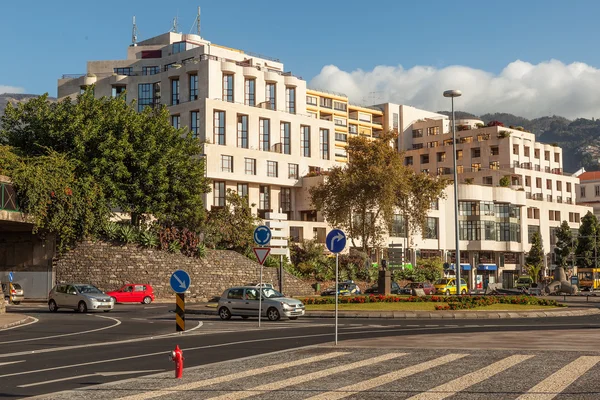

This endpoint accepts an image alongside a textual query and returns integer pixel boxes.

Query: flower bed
[299,295,562,310]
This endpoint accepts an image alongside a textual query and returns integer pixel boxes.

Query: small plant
[464,178,474,184]
[499,175,511,187]
[103,221,119,240]
[476,123,484,128]
[139,230,158,248]
[196,242,207,258]
[498,130,511,138]
[117,224,138,244]
[168,240,182,254]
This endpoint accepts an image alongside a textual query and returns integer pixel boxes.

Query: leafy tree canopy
[576,212,600,268]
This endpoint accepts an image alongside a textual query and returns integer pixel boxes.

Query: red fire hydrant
[170,345,184,378]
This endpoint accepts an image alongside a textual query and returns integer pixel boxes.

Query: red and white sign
[253,247,271,265]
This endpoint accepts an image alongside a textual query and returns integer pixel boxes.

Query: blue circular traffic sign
[326,229,346,253]
[254,225,272,246]
[170,270,191,293]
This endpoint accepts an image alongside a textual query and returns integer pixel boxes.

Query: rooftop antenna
[131,16,139,46]
[171,16,179,33]
[189,6,201,36]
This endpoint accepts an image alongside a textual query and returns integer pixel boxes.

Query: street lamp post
[444,89,463,294]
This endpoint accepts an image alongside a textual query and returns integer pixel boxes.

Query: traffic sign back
[170,270,191,293]
[326,229,346,253]
[253,225,272,246]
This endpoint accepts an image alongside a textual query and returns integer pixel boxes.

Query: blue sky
[2,0,600,118]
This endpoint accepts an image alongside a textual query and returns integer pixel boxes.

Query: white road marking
[0,360,25,367]
[306,353,467,400]
[17,369,164,388]
[407,354,534,400]
[0,316,38,331]
[117,352,350,400]
[143,306,167,309]
[517,356,600,400]
[0,315,119,344]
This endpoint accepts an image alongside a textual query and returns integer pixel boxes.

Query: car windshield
[12,283,22,289]
[261,288,284,298]
[74,285,103,294]
[517,278,531,283]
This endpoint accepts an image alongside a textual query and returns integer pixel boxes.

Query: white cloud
[0,85,26,95]
[308,60,600,120]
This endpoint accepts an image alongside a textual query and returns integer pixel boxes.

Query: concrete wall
[53,241,315,301]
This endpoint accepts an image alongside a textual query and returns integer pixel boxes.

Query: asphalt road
[2,303,600,399]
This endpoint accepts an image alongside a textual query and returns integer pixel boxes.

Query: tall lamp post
[443,89,463,294]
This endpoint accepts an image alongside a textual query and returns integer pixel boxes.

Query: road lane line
[517,356,600,400]
[205,353,406,400]
[0,360,25,367]
[117,352,350,400]
[305,353,467,400]
[0,316,38,331]
[18,369,165,388]
[0,315,120,344]
[407,354,534,400]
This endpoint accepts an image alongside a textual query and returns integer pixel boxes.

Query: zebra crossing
[34,347,600,400]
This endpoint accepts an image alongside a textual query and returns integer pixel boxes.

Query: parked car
[246,283,274,289]
[105,284,155,304]
[217,286,305,321]
[2,282,24,304]
[434,278,468,295]
[364,281,401,294]
[516,276,534,289]
[321,281,361,296]
[48,283,115,313]
[399,282,436,295]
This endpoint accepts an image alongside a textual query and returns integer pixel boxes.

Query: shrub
[139,229,158,248]
[499,175,511,187]
[103,221,119,240]
[168,240,182,254]
[117,224,138,244]
[196,242,206,258]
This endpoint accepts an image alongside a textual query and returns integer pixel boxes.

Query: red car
[106,284,155,304]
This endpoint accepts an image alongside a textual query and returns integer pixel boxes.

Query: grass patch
[305,303,558,312]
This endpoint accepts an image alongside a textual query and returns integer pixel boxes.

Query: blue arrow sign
[8,272,13,283]
[253,225,272,246]
[326,229,346,254]
[170,270,191,293]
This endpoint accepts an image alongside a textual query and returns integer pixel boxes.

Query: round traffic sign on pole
[170,270,191,294]
[326,229,346,254]
[253,225,272,246]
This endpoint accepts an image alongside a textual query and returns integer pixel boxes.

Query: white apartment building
[576,171,600,218]
[57,30,591,289]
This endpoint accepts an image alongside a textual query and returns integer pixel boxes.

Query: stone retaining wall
[54,241,316,301]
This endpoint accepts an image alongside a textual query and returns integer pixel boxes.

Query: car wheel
[103,310,111,312]
[445,290,451,296]
[48,300,58,312]
[241,315,249,319]
[461,289,467,295]
[219,307,232,320]
[142,296,152,304]
[78,301,88,313]
[267,307,280,321]
[12,301,20,305]
[289,316,298,320]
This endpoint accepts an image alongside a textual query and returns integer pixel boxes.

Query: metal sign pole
[258,263,263,327]
[335,253,339,345]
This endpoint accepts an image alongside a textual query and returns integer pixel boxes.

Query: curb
[0,315,33,330]
[183,307,600,319]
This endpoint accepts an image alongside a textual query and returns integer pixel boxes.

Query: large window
[237,114,248,148]
[459,201,480,216]
[484,221,496,240]
[213,181,225,207]
[259,186,270,210]
[288,163,299,179]
[245,158,256,175]
[427,126,440,136]
[114,67,133,76]
[171,115,180,129]
[171,79,180,105]
[137,83,154,112]
[111,85,126,98]
[424,217,438,239]
[214,111,226,145]
[189,74,198,101]
[190,111,199,138]
[319,129,329,160]
[280,188,292,212]
[266,83,276,110]
[390,214,407,237]
[528,225,540,243]
[301,126,311,157]
[143,66,160,76]
[260,119,270,151]
[237,183,248,199]
[412,129,423,138]
[281,122,291,155]
[267,161,278,177]
[221,155,233,173]
[245,79,255,106]
[495,203,510,218]
[285,87,296,114]
[222,74,234,102]
[460,221,481,240]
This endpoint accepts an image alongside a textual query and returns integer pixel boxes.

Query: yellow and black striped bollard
[175,293,185,332]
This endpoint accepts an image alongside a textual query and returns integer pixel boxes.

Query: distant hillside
[0,93,56,116]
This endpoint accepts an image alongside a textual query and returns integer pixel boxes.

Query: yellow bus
[577,268,600,291]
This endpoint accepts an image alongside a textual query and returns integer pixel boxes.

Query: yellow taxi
[434,278,468,295]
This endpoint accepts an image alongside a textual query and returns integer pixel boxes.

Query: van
[516,276,533,289]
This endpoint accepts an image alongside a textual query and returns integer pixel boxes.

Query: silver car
[218,286,305,321]
[48,283,115,313]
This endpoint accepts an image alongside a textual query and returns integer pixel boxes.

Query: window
[189,74,198,101]
[390,214,407,237]
[596,185,600,197]
[437,152,446,162]
[281,122,291,154]
[260,119,270,151]
[534,149,540,159]
[459,201,480,216]
[456,165,464,174]
[547,180,552,190]
[221,155,233,172]
[280,188,292,212]
[114,67,133,76]
[428,141,439,148]
[456,150,463,160]
[545,151,550,161]
[245,158,256,175]
[427,126,439,136]
[349,124,358,134]
[171,115,180,129]
[430,199,439,210]
[288,163,299,179]
[525,176,531,187]
[227,288,243,299]
[412,129,423,138]
[171,79,180,105]
[581,186,586,198]
[301,126,311,157]
[266,83,276,110]
[237,114,248,148]
[513,145,519,155]
[267,161,278,177]
[393,113,399,130]
[213,181,225,207]
[187,111,198,138]
[490,161,500,170]
[164,63,176,71]
[222,74,234,102]
[460,220,481,240]
[522,146,530,157]
[112,85,126,98]
[405,156,413,166]
[528,225,540,243]
[214,111,226,145]
[237,183,248,199]
[137,83,155,112]
[334,101,347,111]
[422,169,430,174]
[319,129,329,160]
[319,97,332,108]
[484,221,496,240]
[481,201,494,216]
[483,176,493,185]
[567,182,572,192]
[495,203,510,218]
[424,217,438,239]
[413,143,424,150]
[536,178,542,188]
[472,163,481,172]
[285,87,296,114]
[259,186,270,210]
[421,154,429,164]
[334,117,347,127]
[557,181,562,191]
[491,146,499,156]
[142,66,159,76]
[554,153,560,163]
[306,96,317,106]
[471,148,481,158]
[460,136,473,144]
[245,79,256,106]
[335,132,347,142]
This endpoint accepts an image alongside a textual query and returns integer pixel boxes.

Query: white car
[48,283,114,313]
[218,286,305,321]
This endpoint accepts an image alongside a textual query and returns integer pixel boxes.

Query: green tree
[289,239,334,281]
[576,211,600,268]
[554,220,576,269]
[414,257,444,282]
[525,231,544,282]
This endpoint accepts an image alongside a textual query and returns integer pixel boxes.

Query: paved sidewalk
[0,312,33,329]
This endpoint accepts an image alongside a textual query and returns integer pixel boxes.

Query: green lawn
[305,303,559,312]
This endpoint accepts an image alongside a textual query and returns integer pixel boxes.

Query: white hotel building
[57,31,591,289]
